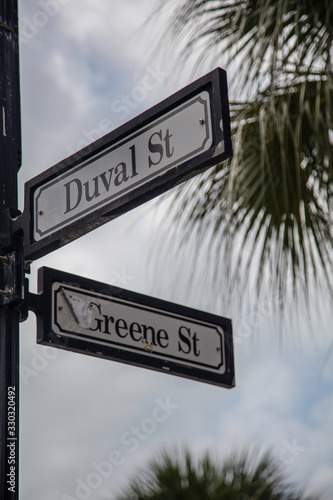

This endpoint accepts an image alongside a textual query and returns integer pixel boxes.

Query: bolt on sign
[32,267,235,388]
[21,68,232,261]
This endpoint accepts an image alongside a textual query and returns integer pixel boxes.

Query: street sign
[31,267,235,388]
[22,68,232,260]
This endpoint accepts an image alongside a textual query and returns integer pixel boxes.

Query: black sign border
[34,94,212,239]
[32,267,235,388]
[22,68,232,261]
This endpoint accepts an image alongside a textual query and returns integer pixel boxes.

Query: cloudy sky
[15,1,333,499]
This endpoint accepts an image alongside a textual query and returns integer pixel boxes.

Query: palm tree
[152,1,333,315]
[116,448,321,499]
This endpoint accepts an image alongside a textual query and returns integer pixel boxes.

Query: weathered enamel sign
[32,267,235,388]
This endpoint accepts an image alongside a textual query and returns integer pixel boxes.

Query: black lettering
[64,178,82,214]
[142,325,156,345]
[89,303,102,332]
[164,129,174,158]
[148,130,163,168]
[129,144,138,178]
[178,326,191,354]
[157,329,169,348]
[115,318,128,338]
[129,322,142,342]
[103,315,115,334]
[84,175,100,202]
[114,162,129,186]
[99,168,114,192]
[192,331,201,357]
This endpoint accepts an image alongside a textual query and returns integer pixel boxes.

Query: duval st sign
[34,92,209,239]
[30,267,235,388]
[21,68,232,261]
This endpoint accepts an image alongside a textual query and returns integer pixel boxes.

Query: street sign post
[30,267,235,388]
[0,2,21,499]
[21,68,232,261]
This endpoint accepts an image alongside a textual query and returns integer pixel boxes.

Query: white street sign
[23,68,232,260]
[53,281,224,374]
[35,267,235,388]
[34,92,212,242]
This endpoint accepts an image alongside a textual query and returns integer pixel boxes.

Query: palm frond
[160,79,333,312]
[117,447,322,499]
[158,0,333,96]
[150,0,333,317]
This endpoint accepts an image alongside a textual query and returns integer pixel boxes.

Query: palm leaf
[117,447,322,499]
[151,0,333,315]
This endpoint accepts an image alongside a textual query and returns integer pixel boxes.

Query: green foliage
[161,0,333,96]
[154,0,333,313]
[117,448,321,499]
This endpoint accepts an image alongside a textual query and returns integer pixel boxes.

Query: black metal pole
[0,1,21,500]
